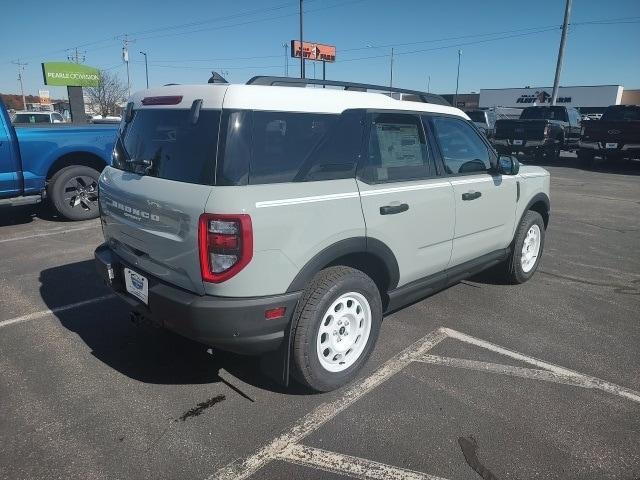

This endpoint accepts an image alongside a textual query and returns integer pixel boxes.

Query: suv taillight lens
[198,214,253,283]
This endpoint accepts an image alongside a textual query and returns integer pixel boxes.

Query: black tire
[545,142,561,161]
[47,165,101,221]
[577,149,595,168]
[291,266,383,392]
[500,210,545,284]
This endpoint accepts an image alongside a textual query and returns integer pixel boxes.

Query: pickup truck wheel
[546,143,561,161]
[291,266,382,392]
[48,165,101,221]
[577,150,595,168]
[502,210,545,284]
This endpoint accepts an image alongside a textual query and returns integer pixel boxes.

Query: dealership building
[443,85,639,114]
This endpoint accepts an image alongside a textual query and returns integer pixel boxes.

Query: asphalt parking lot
[1,154,639,480]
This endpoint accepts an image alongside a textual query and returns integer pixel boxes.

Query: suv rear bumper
[95,244,301,355]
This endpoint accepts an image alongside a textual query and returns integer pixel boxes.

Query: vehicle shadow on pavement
[39,259,311,395]
[0,203,62,227]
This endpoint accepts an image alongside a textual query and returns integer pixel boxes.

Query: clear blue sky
[1,0,639,99]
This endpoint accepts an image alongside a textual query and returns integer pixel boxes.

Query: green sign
[41,62,100,87]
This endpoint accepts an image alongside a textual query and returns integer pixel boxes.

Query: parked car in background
[465,107,522,139]
[95,77,550,392]
[12,110,66,124]
[465,110,494,138]
[492,106,581,160]
[0,100,118,220]
[91,115,122,124]
[578,105,640,165]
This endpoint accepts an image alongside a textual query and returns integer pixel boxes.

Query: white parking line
[0,294,116,329]
[278,443,448,480]
[208,328,450,480]
[441,328,640,404]
[0,223,100,244]
[209,326,640,480]
[417,355,587,388]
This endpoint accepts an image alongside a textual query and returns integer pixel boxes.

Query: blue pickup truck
[0,100,117,220]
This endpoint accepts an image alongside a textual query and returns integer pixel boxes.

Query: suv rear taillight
[198,214,253,283]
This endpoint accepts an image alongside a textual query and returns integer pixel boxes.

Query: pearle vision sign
[41,62,100,87]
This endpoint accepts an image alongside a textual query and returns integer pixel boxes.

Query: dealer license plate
[605,143,618,149]
[124,267,148,305]
[513,139,523,146]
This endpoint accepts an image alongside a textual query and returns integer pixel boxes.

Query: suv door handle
[380,203,409,215]
[461,191,482,201]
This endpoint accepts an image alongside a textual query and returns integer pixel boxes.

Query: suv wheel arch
[521,192,550,230]
[286,237,399,296]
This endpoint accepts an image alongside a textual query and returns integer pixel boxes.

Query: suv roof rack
[246,76,450,107]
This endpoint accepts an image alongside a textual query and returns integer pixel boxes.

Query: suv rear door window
[360,113,432,183]
[216,110,363,185]
[249,111,338,184]
[112,109,220,185]
[431,116,491,174]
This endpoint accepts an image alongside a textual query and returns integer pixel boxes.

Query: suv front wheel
[501,210,545,284]
[291,266,382,392]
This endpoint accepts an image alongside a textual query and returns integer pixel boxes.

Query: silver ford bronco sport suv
[95,77,550,392]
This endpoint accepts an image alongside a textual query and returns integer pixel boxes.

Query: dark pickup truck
[493,106,581,160]
[578,105,640,165]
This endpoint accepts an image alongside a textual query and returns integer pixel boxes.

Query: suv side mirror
[498,155,520,175]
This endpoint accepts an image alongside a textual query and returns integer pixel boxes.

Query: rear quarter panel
[14,125,117,194]
[202,179,366,297]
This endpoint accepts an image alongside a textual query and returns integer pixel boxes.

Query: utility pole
[12,61,27,110]
[454,50,462,108]
[427,75,431,93]
[67,47,86,64]
[282,43,288,77]
[389,47,394,90]
[121,34,133,98]
[299,0,305,79]
[551,0,572,105]
[140,51,149,88]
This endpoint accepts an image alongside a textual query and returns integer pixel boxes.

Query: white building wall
[479,85,623,109]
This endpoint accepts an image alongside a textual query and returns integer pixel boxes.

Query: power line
[132,0,366,42]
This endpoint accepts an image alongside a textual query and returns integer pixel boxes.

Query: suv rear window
[112,109,220,185]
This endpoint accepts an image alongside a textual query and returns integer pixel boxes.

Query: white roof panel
[129,83,468,119]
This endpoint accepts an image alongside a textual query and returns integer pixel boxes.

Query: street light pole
[12,61,27,110]
[454,50,462,108]
[140,51,149,88]
[282,43,288,77]
[299,0,305,79]
[389,47,394,90]
[551,0,572,105]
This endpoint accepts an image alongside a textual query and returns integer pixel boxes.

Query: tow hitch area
[129,310,161,328]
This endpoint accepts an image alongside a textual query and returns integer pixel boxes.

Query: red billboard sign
[291,41,336,62]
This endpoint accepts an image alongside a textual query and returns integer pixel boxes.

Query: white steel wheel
[316,291,372,373]
[521,224,541,273]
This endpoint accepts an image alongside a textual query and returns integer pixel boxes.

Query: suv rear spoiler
[246,76,450,107]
